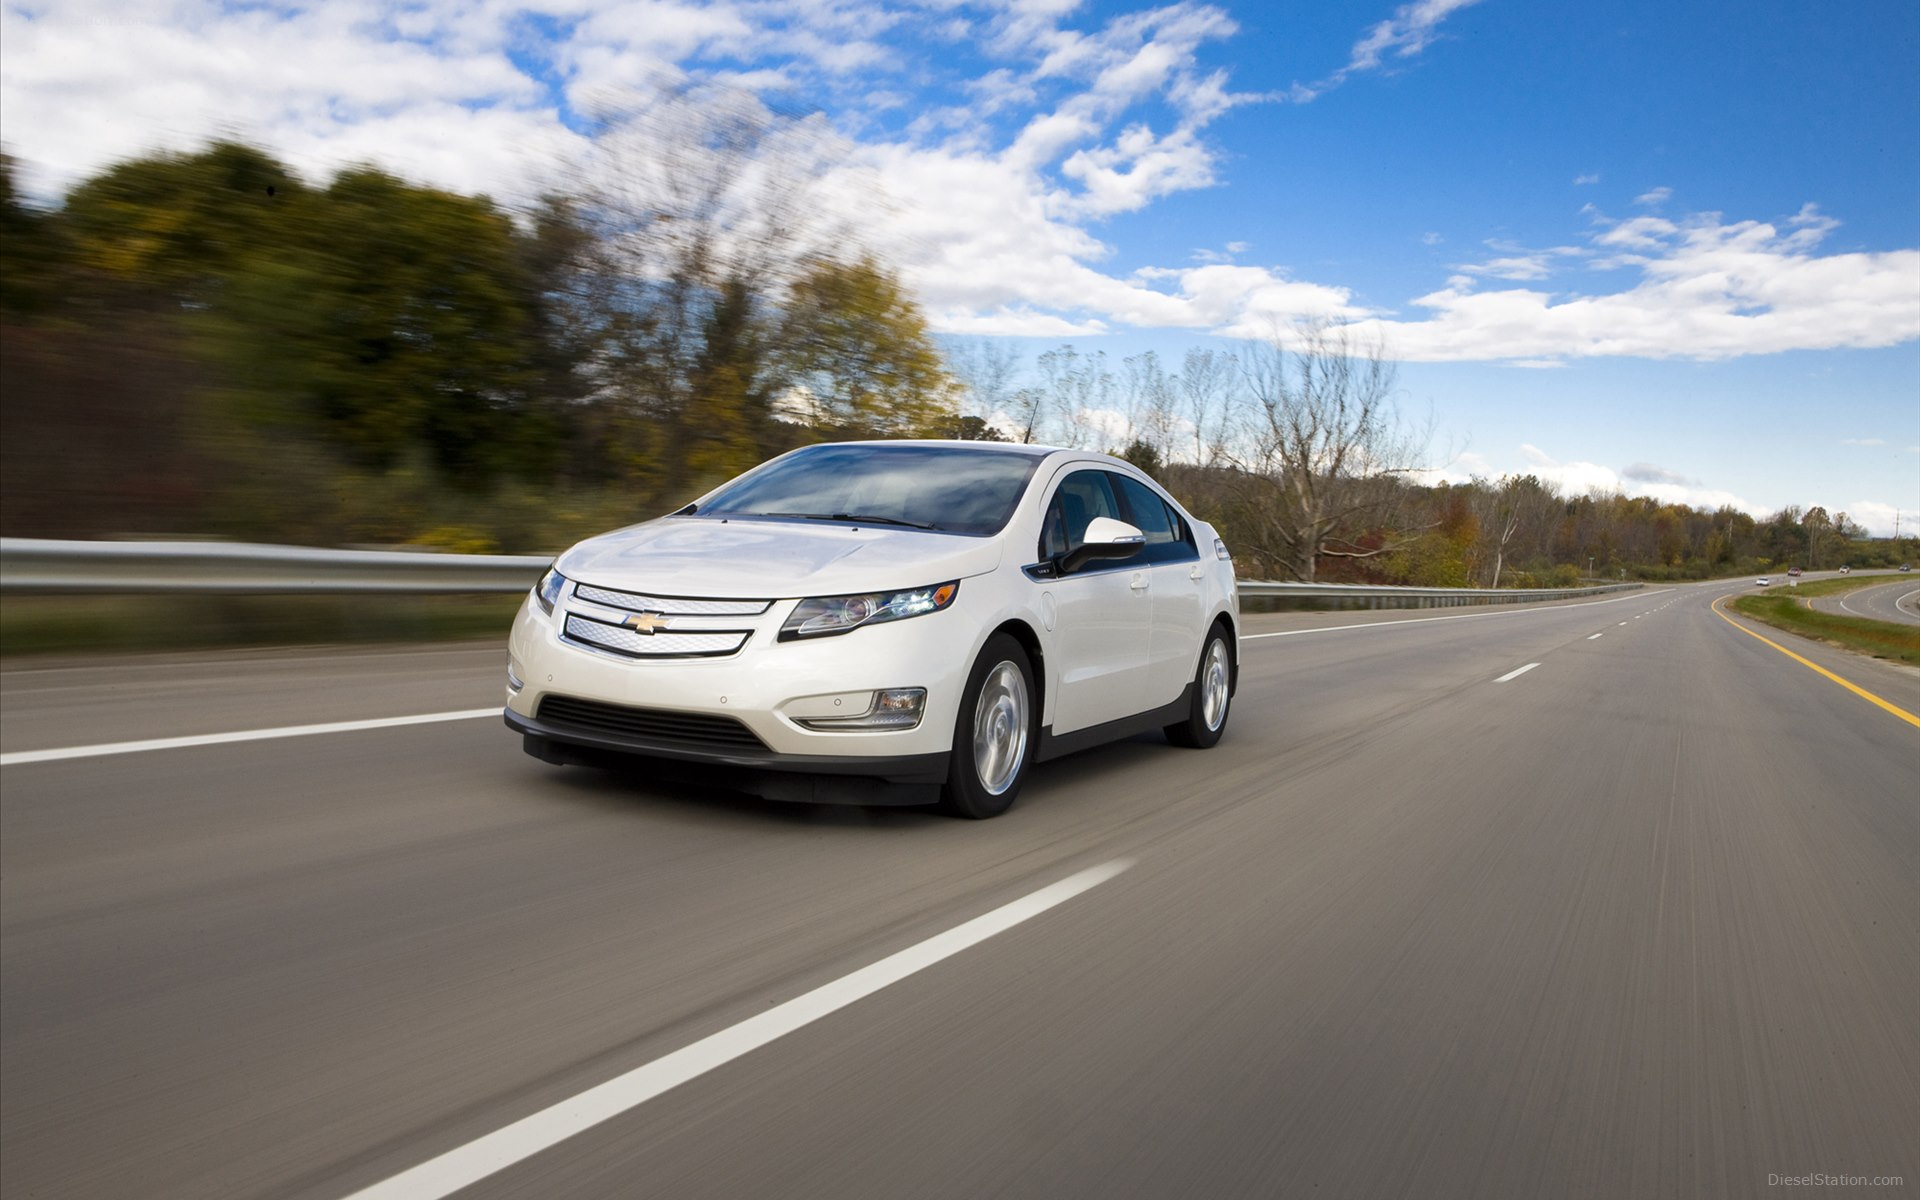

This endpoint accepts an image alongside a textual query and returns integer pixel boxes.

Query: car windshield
[690,444,1043,536]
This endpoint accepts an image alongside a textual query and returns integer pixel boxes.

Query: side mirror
[1059,516,1146,574]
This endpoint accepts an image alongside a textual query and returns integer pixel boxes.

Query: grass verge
[1,594,524,657]
[1731,579,1920,666]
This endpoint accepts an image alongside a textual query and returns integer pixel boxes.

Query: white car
[505,441,1239,817]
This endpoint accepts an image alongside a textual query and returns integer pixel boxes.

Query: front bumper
[503,706,949,784]
[505,588,972,787]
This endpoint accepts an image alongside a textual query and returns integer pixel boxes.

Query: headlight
[533,567,568,615]
[779,581,958,641]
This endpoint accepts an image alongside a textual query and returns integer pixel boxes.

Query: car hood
[556,517,1006,598]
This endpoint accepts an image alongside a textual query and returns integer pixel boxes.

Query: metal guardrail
[0,538,551,594]
[2,538,1642,606]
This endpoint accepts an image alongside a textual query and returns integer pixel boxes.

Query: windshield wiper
[762,511,940,530]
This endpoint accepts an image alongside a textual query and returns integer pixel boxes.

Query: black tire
[1164,624,1233,749]
[938,634,1036,819]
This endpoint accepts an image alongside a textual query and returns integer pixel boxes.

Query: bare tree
[948,337,1023,431]
[1177,346,1237,465]
[1120,350,1178,465]
[1474,473,1557,587]
[1034,344,1113,448]
[565,82,854,491]
[1227,321,1431,581]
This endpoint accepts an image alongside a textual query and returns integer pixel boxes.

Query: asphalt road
[1808,576,1920,626]
[3,583,1917,1200]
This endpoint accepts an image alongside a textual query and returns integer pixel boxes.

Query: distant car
[1839,565,1851,574]
[1755,577,1770,586]
[1787,567,1802,576]
[505,440,1240,818]
[1903,563,1913,572]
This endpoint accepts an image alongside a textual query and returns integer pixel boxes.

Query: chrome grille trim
[573,584,771,617]
[564,614,750,658]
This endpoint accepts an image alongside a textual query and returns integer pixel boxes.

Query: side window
[1111,474,1198,564]
[1038,471,1122,561]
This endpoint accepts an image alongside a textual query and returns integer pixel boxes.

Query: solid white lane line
[0,709,501,767]
[1618,622,1628,626]
[1494,663,1541,683]
[1587,633,1604,640]
[338,858,1135,1200]
[1242,588,1667,641]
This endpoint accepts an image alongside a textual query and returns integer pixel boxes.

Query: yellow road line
[1711,597,1920,730]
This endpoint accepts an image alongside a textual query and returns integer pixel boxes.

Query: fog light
[796,688,926,731]
[507,659,524,691]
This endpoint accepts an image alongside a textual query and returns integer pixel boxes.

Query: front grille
[573,584,771,617]
[564,613,750,658]
[537,695,769,752]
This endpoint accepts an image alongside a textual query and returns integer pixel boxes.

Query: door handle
[1130,573,1150,591]
[1188,566,1206,581]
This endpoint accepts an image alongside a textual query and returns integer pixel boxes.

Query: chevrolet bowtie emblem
[623,612,671,635]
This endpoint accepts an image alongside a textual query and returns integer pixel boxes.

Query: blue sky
[4,0,1916,532]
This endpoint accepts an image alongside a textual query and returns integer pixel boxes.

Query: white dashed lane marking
[337,859,1135,1200]
[0,709,501,767]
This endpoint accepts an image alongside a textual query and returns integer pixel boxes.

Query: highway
[1808,575,1920,626]
[3,582,1916,1199]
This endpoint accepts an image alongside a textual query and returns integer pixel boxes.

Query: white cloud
[1842,501,1905,539]
[1057,122,1215,216]
[1594,216,1679,250]
[1573,172,1600,185]
[7,0,1916,371]
[1346,0,1484,74]
[1841,437,1887,446]
[1337,207,1920,362]
[1634,185,1673,207]
[1621,462,1695,487]
[1519,445,1759,513]
[1456,246,1580,281]
[1291,0,1483,101]
[0,0,598,201]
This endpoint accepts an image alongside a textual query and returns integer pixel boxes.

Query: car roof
[828,439,1061,458]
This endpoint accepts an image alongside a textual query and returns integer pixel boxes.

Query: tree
[1034,345,1113,448]
[514,194,616,485]
[943,414,1013,442]
[1117,439,1163,477]
[780,254,955,437]
[0,151,72,318]
[1177,346,1238,466]
[62,140,305,306]
[1802,505,1836,569]
[948,337,1023,434]
[1227,321,1430,581]
[1474,474,1556,587]
[207,166,541,485]
[1120,350,1177,465]
[567,83,852,495]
